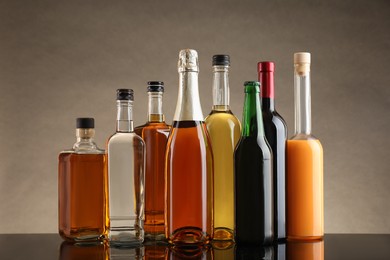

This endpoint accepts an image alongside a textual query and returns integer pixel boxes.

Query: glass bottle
[234,81,274,246]
[134,81,171,241]
[205,55,240,241]
[58,118,106,242]
[286,52,324,240]
[287,240,324,260]
[258,61,287,242]
[165,49,214,245]
[106,89,145,246]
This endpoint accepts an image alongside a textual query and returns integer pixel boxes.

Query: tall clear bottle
[58,118,106,242]
[258,61,287,242]
[134,81,171,241]
[205,55,241,241]
[107,89,145,246]
[165,49,214,245]
[286,52,324,240]
[234,81,274,246]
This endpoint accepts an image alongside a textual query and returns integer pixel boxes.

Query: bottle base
[144,232,166,242]
[168,227,210,246]
[213,227,234,241]
[59,228,105,243]
[287,235,324,242]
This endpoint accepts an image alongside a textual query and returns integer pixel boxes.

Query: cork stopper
[294,52,311,75]
[178,49,199,72]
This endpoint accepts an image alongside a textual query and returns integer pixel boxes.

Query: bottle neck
[173,71,204,121]
[116,100,134,132]
[212,65,230,111]
[148,92,165,122]
[242,89,265,137]
[73,128,97,151]
[294,71,312,135]
[259,70,275,111]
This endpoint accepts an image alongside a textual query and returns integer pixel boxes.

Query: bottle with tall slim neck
[107,89,145,246]
[234,81,274,246]
[165,49,214,245]
[134,81,171,241]
[258,61,287,242]
[58,118,106,242]
[287,52,324,240]
[205,55,240,241]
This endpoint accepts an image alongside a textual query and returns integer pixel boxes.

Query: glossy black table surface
[0,234,389,259]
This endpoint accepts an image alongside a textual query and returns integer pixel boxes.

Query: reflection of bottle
[107,89,145,246]
[287,240,324,260]
[144,241,168,260]
[59,241,108,260]
[135,82,171,241]
[275,243,286,260]
[213,241,234,260]
[205,55,241,241]
[165,49,214,245]
[58,118,106,242]
[287,53,324,240]
[109,246,145,260]
[258,62,287,242]
[168,246,213,260]
[235,245,274,260]
[234,81,274,246]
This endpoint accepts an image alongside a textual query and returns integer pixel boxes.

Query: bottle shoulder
[205,111,241,125]
[236,136,272,159]
[108,132,145,145]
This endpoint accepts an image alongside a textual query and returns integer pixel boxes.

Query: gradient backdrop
[0,0,389,234]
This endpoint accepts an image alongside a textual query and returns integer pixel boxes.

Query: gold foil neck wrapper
[178,49,199,72]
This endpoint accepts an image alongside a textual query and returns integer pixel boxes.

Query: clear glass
[205,64,240,241]
[293,72,311,138]
[134,92,171,241]
[107,100,145,246]
[58,129,107,242]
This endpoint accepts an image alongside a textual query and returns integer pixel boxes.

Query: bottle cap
[257,61,275,72]
[117,89,134,101]
[212,55,230,66]
[294,52,311,75]
[178,49,199,72]
[76,118,94,129]
[147,81,164,92]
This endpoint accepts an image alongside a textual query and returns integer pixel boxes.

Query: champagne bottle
[286,52,324,240]
[165,49,214,245]
[205,55,241,241]
[234,81,274,246]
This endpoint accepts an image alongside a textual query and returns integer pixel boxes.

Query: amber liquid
[286,139,323,240]
[287,240,324,260]
[165,121,213,245]
[135,121,171,239]
[58,153,107,241]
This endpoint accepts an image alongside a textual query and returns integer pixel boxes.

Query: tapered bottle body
[165,49,213,245]
[58,118,107,242]
[205,55,240,241]
[258,61,287,242]
[134,82,171,241]
[107,89,145,246]
[234,81,274,246]
[286,53,324,240]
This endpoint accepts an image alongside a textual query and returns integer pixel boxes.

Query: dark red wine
[258,62,287,241]
[234,81,274,246]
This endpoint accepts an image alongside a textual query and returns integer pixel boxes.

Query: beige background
[0,0,389,234]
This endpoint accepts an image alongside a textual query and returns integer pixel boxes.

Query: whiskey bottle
[58,118,106,242]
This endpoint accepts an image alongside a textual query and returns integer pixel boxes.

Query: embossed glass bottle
[107,89,145,246]
[134,81,171,241]
[165,49,214,245]
[58,118,106,242]
[205,55,240,241]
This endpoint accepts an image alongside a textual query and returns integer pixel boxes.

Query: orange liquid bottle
[58,118,107,242]
[287,53,324,240]
[134,81,171,241]
[165,49,213,245]
[287,240,324,260]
